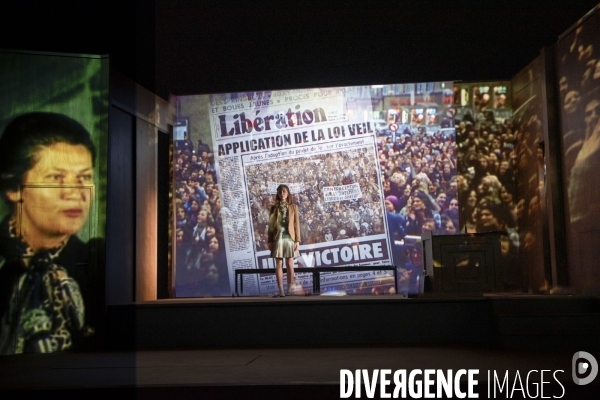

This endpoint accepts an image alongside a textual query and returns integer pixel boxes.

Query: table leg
[315,271,320,294]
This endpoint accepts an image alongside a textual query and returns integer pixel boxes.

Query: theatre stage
[0,294,597,399]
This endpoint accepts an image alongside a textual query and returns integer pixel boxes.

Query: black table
[234,265,398,296]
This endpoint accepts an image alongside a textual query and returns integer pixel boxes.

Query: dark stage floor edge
[105,294,600,353]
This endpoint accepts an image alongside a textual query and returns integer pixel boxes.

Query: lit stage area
[106,294,600,353]
[4,4,600,398]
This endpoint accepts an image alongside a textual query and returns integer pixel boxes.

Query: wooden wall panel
[106,106,135,304]
[136,119,158,301]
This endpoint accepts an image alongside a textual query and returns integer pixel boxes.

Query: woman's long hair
[275,184,294,204]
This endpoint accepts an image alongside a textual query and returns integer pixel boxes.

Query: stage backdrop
[454,81,518,289]
[173,82,457,297]
[0,50,108,353]
[556,4,600,295]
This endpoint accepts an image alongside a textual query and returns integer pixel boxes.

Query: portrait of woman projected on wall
[0,112,101,354]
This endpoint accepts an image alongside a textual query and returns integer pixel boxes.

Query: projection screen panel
[174,82,455,297]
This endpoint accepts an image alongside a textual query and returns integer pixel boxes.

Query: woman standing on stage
[268,184,301,297]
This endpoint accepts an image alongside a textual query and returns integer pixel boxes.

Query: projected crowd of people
[174,140,230,297]
[558,14,600,233]
[376,127,459,293]
[245,147,385,250]
[454,114,519,261]
[377,130,459,236]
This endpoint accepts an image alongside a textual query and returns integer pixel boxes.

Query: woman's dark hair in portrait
[0,112,96,203]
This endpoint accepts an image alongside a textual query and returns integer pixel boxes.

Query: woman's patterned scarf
[0,218,85,354]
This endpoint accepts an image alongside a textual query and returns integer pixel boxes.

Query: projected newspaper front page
[174,82,455,297]
[214,86,390,296]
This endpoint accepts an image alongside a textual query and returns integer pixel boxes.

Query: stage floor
[0,345,591,388]
[3,295,599,398]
